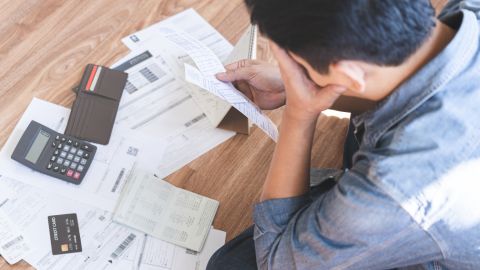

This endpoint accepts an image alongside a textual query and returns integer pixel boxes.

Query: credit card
[48,213,82,255]
[85,65,98,91]
[90,66,102,92]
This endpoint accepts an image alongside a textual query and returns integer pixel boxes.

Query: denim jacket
[253,1,480,269]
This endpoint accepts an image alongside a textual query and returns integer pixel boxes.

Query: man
[208,0,480,269]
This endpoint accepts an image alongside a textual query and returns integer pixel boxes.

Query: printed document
[121,8,233,128]
[0,98,166,212]
[0,209,30,264]
[156,26,279,141]
[114,169,218,251]
[115,228,226,270]
[0,174,225,270]
[0,175,137,269]
[112,49,235,178]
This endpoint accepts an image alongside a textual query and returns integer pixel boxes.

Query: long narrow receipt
[113,169,219,252]
[185,64,279,142]
[158,27,279,141]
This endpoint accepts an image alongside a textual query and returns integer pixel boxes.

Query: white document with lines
[114,168,219,252]
[122,8,234,128]
[0,98,166,212]
[0,174,225,270]
[0,174,137,270]
[115,8,246,177]
[156,26,279,141]
[112,49,235,178]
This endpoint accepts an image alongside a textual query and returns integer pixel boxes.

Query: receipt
[185,64,279,142]
[158,27,279,141]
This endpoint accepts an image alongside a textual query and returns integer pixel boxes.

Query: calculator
[11,121,97,185]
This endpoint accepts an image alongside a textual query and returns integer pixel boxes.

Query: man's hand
[216,60,286,110]
[270,43,346,121]
[260,44,347,201]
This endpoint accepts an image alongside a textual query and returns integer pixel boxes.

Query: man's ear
[330,61,366,94]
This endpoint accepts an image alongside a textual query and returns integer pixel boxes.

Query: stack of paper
[115,8,278,179]
[0,8,272,269]
[0,98,226,269]
[0,174,226,270]
[114,169,219,252]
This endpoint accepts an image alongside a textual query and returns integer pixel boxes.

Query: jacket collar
[352,10,479,149]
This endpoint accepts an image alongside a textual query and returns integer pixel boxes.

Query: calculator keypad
[47,136,93,182]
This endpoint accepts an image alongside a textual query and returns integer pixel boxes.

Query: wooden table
[0,0,448,269]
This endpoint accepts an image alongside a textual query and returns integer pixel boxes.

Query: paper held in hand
[113,168,219,252]
[158,26,279,142]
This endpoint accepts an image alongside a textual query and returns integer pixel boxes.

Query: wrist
[283,106,320,124]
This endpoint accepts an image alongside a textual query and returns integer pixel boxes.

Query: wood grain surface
[0,0,447,269]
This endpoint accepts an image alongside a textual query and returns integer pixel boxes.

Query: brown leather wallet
[65,64,128,145]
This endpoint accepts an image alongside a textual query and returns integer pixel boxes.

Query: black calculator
[11,121,97,185]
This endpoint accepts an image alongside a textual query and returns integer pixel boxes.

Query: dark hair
[245,0,436,73]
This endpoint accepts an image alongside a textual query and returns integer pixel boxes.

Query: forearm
[260,109,318,201]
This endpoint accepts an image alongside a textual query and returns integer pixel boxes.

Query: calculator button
[73,172,81,180]
[70,163,78,170]
[73,156,81,163]
[73,141,80,147]
[67,154,74,160]
[83,152,90,159]
[63,145,71,152]
[60,151,67,158]
[77,165,84,172]
[63,160,71,167]
[67,139,73,145]
[61,137,66,143]
[57,143,63,149]
[52,141,57,148]
[70,147,78,154]
[77,149,84,156]
[66,170,74,177]
[81,145,92,152]
[46,163,53,170]
[60,167,67,174]
[53,165,60,172]
[50,156,56,162]
[54,149,60,156]
[80,158,87,165]
[56,158,64,164]
[55,135,60,141]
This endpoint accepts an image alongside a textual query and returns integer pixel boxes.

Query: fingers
[313,85,347,108]
[215,59,258,82]
[224,59,260,71]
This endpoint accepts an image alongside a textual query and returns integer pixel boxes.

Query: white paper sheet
[0,174,225,270]
[155,26,278,141]
[185,64,279,141]
[0,98,167,212]
[0,175,140,270]
[112,50,235,178]
[122,8,234,129]
[114,169,218,252]
[0,209,30,264]
[114,228,225,270]
[122,8,233,62]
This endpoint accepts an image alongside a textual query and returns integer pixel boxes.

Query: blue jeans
[207,119,358,270]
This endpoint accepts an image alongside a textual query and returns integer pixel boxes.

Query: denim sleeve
[253,168,443,270]
[439,0,480,18]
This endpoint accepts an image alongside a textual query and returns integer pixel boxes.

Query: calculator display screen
[25,130,50,164]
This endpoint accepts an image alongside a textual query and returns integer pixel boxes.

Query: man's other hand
[271,42,346,122]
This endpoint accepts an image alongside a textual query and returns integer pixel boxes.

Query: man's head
[245,0,437,99]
